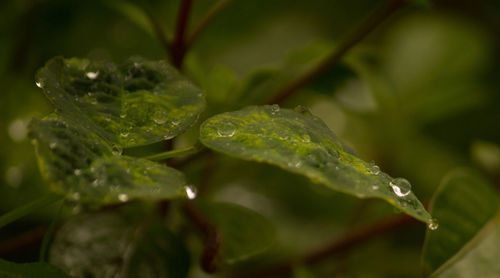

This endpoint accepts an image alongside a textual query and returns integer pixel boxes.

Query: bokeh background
[1,0,499,277]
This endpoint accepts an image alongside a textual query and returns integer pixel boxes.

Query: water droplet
[171,119,180,126]
[120,131,129,138]
[112,145,122,155]
[35,81,43,88]
[184,185,197,200]
[302,134,311,143]
[390,178,411,197]
[153,110,168,125]
[86,71,99,79]
[217,122,236,137]
[118,193,129,202]
[428,218,439,230]
[270,104,280,114]
[287,158,303,168]
[368,161,380,175]
[119,112,127,119]
[294,105,311,115]
[49,142,57,149]
[74,169,82,176]
[371,184,379,190]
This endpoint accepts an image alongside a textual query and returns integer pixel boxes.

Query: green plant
[1,0,499,277]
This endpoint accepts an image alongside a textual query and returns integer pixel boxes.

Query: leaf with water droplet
[29,115,188,206]
[0,259,71,278]
[50,207,190,278]
[421,169,500,277]
[197,201,275,264]
[35,56,205,148]
[200,105,430,223]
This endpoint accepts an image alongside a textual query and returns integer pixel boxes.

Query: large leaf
[35,56,205,148]
[50,209,190,278]
[0,259,71,278]
[421,169,500,277]
[197,201,276,264]
[29,116,188,205]
[199,105,431,223]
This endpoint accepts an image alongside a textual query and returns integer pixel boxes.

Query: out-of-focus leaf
[0,259,71,278]
[105,1,154,37]
[197,201,275,264]
[35,56,205,148]
[471,141,500,176]
[50,209,190,278]
[29,116,187,205]
[200,105,431,223]
[421,169,499,277]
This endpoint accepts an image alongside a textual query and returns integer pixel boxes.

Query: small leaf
[421,169,499,276]
[50,209,190,278]
[35,56,205,148]
[197,201,275,264]
[30,116,187,205]
[200,105,431,223]
[0,259,71,278]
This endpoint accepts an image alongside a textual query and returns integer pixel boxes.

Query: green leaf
[199,105,431,223]
[197,201,276,264]
[421,169,500,276]
[50,209,190,278]
[29,116,188,205]
[0,259,71,278]
[35,56,205,148]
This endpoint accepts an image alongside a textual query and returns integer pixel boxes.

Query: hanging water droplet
[118,193,129,202]
[74,169,82,176]
[390,178,411,197]
[368,161,380,175]
[184,185,197,200]
[111,145,122,155]
[217,122,236,137]
[270,104,280,114]
[428,218,439,230]
[35,81,43,88]
[86,71,99,79]
[49,142,57,149]
[153,110,168,125]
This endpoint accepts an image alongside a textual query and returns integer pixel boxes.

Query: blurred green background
[1,0,499,277]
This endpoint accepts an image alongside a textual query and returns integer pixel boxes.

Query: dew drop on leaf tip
[389,178,411,197]
[184,185,197,200]
[428,218,439,230]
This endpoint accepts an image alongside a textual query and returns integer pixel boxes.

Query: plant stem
[241,214,416,278]
[265,0,407,105]
[0,193,62,229]
[142,144,202,161]
[183,201,221,273]
[171,0,194,69]
[39,201,63,262]
[185,0,233,48]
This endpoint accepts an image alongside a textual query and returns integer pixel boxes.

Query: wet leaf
[29,116,187,205]
[197,201,275,264]
[421,169,500,277]
[35,56,205,148]
[0,259,71,278]
[50,209,190,278]
[200,105,431,223]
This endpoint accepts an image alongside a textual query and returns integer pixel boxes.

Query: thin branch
[142,144,203,161]
[171,0,194,69]
[182,201,222,273]
[185,0,234,48]
[242,214,417,278]
[265,0,408,105]
[145,9,171,59]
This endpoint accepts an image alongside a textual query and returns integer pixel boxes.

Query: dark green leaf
[0,259,71,278]
[30,116,188,205]
[200,105,431,223]
[198,201,275,264]
[50,209,190,278]
[35,56,205,148]
[421,169,500,276]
